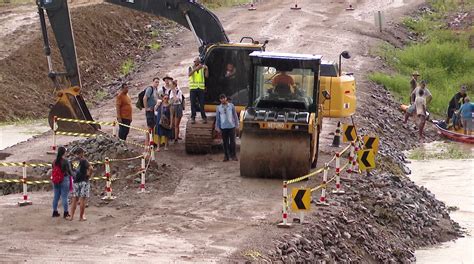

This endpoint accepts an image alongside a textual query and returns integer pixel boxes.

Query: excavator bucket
[48,86,99,133]
[240,130,311,179]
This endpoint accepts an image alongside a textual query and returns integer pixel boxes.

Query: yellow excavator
[39,0,356,179]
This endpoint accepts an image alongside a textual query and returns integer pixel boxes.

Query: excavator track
[185,117,217,154]
[240,129,311,179]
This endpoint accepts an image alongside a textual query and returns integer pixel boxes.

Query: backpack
[51,161,65,184]
[136,86,154,110]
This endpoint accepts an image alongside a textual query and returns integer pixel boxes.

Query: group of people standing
[51,147,91,221]
[404,71,472,139]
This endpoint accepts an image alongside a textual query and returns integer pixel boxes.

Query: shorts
[463,117,473,131]
[407,104,415,114]
[171,104,183,119]
[146,111,156,128]
[73,181,90,198]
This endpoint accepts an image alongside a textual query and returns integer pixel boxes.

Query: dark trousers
[118,119,131,140]
[222,128,236,159]
[190,89,207,119]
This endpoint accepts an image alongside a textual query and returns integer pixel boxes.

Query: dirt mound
[0,3,175,122]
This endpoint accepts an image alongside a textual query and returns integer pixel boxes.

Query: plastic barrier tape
[0,162,51,168]
[117,122,149,134]
[0,176,119,185]
[56,117,115,126]
[286,167,324,185]
[55,131,100,138]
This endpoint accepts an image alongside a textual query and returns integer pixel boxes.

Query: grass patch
[369,0,474,115]
[149,30,159,38]
[94,89,107,102]
[150,42,161,51]
[408,142,473,160]
[120,58,134,76]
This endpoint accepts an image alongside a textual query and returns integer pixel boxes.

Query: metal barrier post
[18,162,32,206]
[112,121,117,137]
[347,141,355,177]
[331,121,341,147]
[150,145,155,161]
[139,156,149,193]
[101,158,116,201]
[277,181,292,228]
[47,116,58,154]
[316,163,329,206]
[353,140,361,174]
[332,152,345,194]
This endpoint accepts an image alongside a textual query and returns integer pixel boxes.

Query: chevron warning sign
[291,188,311,211]
[357,149,375,170]
[363,136,380,153]
[342,124,356,142]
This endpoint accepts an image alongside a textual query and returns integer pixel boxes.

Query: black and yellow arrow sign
[342,124,356,142]
[357,149,375,170]
[363,136,380,153]
[291,188,311,211]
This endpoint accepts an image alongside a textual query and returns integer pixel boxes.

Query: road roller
[239,51,326,179]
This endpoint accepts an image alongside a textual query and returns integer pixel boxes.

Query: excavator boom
[105,0,229,46]
[38,0,97,132]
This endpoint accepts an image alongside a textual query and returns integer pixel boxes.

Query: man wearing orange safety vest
[188,57,209,124]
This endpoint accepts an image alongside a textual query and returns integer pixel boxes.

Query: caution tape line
[1,156,139,169]
[310,162,350,193]
[55,131,101,138]
[56,117,115,126]
[117,122,149,134]
[109,155,144,162]
[0,176,119,185]
[118,138,148,148]
[0,162,51,168]
[286,167,324,185]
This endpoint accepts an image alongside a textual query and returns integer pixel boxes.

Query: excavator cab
[240,51,323,179]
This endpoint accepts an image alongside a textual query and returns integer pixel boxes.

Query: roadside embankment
[0,3,179,122]
[369,0,474,115]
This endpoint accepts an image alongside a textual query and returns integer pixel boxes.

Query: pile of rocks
[269,173,460,263]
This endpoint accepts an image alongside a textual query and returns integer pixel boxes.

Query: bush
[120,59,134,76]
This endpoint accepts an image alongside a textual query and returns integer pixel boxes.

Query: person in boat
[446,85,467,125]
[459,96,472,135]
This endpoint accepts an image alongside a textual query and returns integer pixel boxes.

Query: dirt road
[0,0,424,262]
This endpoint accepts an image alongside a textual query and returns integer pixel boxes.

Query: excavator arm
[105,0,229,48]
[38,0,229,132]
[38,0,96,132]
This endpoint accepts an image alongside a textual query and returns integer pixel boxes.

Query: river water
[409,142,474,263]
[0,121,50,151]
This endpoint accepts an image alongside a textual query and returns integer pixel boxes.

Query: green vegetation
[94,89,107,102]
[201,0,250,9]
[150,42,161,51]
[120,58,134,76]
[149,30,159,38]
[369,0,474,115]
[408,142,473,160]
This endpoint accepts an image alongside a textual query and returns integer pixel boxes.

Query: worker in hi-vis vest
[188,57,209,124]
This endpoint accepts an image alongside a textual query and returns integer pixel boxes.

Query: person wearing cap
[404,80,432,123]
[116,83,132,140]
[188,57,209,124]
[160,75,174,98]
[446,85,468,125]
[215,94,239,162]
[410,71,420,103]
[459,96,472,135]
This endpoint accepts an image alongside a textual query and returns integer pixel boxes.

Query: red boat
[433,120,474,144]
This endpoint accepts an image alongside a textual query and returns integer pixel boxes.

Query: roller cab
[240,51,323,179]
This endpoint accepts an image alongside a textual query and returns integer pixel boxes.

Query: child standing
[459,97,472,135]
[68,147,92,221]
[156,94,172,150]
[415,89,427,140]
